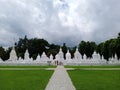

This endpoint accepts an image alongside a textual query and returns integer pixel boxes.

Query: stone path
[77,68,120,70]
[45,66,76,90]
[0,67,120,70]
[0,68,55,70]
[66,68,120,70]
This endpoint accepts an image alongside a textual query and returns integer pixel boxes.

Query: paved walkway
[77,68,120,70]
[0,68,120,70]
[0,68,55,70]
[45,66,76,90]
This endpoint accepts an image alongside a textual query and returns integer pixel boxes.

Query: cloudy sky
[0,0,120,47]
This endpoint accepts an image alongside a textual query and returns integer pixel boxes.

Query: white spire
[9,47,17,61]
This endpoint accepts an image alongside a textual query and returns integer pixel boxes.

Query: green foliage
[79,41,86,58]
[15,36,49,59]
[28,38,49,58]
[0,47,11,61]
[85,41,96,58]
[62,43,68,59]
[78,41,96,58]
[97,33,120,61]
[102,40,110,61]
[69,46,77,59]
[15,36,28,59]
[0,47,5,59]
[96,43,104,58]
[116,33,120,59]
[47,44,60,59]
[0,32,120,61]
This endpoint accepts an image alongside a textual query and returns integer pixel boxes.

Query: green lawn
[65,65,120,68]
[0,70,53,90]
[68,70,120,90]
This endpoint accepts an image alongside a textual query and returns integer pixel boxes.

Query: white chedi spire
[66,49,71,60]
[41,52,48,61]
[9,47,17,61]
[115,54,118,60]
[50,54,53,60]
[19,57,23,61]
[55,47,64,61]
[74,48,82,59]
[92,51,100,60]
[59,48,62,53]
[36,54,41,61]
[83,54,87,60]
[24,49,30,60]
[58,48,64,59]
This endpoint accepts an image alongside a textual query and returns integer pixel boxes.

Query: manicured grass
[65,65,120,68]
[0,70,54,90]
[0,65,56,68]
[68,70,120,90]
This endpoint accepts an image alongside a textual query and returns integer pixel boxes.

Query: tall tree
[0,47,11,61]
[85,41,96,58]
[96,43,104,59]
[62,43,68,59]
[15,35,28,59]
[102,41,110,61]
[28,38,49,59]
[79,41,96,58]
[78,41,86,59]
[70,46,76,59]
[116,33,120,59]
[47,44,60,59]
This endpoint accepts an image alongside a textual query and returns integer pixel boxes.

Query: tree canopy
[0,32,120,61]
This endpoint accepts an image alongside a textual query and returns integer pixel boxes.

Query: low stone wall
[0,59,120,66]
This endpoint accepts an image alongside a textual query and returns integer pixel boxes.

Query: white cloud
[0,0,120,47]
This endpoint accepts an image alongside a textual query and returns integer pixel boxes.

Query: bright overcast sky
[0,0,120,47]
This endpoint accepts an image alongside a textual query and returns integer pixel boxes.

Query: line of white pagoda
[0,47,120,65]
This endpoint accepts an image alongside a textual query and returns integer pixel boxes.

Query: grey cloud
[0,0,120,47]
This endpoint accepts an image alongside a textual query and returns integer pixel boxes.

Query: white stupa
[24,49,33,63]
[36,54,41,61]
[50,54,53,61]
[34,54,41,64]
[113,54,118,64]
[24,50,30,60]
[66,49,73,64]
[66,50,71,60]
[115,54,118,60]
[92,51,100,60]
[55,48,64,61]
[18,57,24,63]
[83,54,87,60]
[101,55,106,64]
[74,48,82,60]
[9,47,17,61]
[41,52,49,62]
